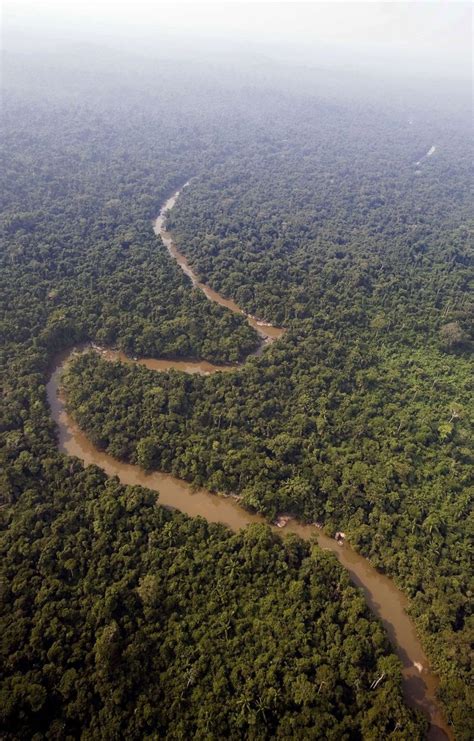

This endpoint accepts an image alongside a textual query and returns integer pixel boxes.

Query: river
[153,186,285,343]
[45,185,452,740]
[415,145,437,166]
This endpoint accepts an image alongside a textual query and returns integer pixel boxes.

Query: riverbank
[154,188,285,344]
[46,346,449,741]
[45,183,452,739]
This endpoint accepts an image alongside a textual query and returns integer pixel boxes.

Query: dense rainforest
[2,467,424,739]
[1,50,472,738]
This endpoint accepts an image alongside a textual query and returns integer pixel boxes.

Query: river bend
[46,186,451,740]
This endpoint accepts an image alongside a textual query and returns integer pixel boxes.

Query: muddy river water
[46,186,451,739]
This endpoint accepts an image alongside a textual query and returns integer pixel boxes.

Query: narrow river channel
[46,186,452,740]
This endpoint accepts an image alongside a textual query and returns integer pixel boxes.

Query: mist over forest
[1,3,472,740]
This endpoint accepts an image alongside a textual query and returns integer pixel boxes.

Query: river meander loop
[46,186,451,740]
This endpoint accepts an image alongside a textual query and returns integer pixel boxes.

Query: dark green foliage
[63,99,473,735]
[0,98,258,366]
[169,110,472,346]
[0,465,425,739]
[1,50,472,738]
[148,97,474,736]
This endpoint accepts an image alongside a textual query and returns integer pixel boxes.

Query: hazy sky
[3,1,472,81]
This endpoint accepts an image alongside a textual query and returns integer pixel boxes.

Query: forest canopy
[1,47,472,739]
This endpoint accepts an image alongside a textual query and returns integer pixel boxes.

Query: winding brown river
[46,186,452,740]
